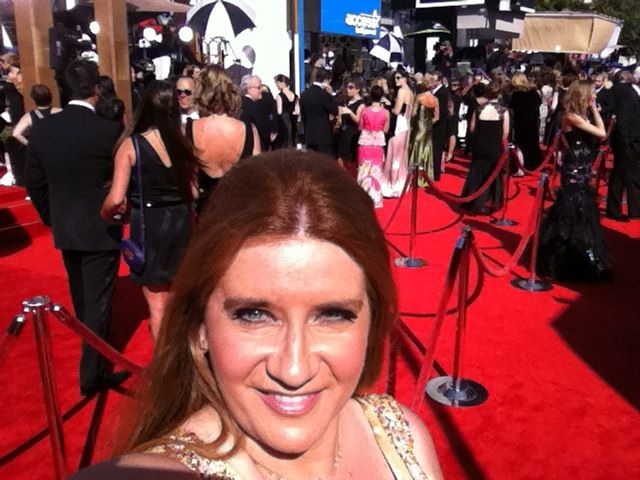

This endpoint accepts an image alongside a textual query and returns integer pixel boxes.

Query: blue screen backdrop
[320,0,382,38]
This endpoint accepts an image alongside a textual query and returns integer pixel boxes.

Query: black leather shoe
[81,371,131,396]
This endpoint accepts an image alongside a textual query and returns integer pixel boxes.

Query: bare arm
[502,110,510,143]
[101,138,134,221]
[345,103,365,125]
[251,124,262,156]
[565,112,606,140]
[293,96,300,116]
[12,112,31,146]
[392,89,406,116]
[383,109,390,134]
[275,94,283,116]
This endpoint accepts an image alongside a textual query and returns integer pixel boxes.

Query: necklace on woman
[253,449,343,480]
[249,421,346,480]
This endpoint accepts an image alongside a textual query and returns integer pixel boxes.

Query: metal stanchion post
[426,228,488,407]
[24,296,68,480]
[395,165,427,268]
[511,173,553,292]
[491,144,518,227]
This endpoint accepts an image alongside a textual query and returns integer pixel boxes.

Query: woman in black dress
[461,83,510,214]
[102,81,197,340]
[337,77,366,170]
[509,72,541,170]
[274,74,299,148]
[537,80,611,281]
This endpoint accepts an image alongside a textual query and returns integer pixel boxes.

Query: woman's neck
[245,413,344,480]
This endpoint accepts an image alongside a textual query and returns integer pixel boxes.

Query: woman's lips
[259,391,321,416]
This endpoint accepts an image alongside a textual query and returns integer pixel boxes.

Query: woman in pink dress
[381,69,413,197]
[357,85,390,208]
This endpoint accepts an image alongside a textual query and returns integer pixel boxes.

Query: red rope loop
[470,175,547,277]
[511,132,561,175]
[52,305,144,375]
[422,148,509,204]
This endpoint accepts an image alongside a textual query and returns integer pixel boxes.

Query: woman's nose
[266,325,319,390]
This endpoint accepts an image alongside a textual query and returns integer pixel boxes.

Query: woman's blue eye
[232,308,271,323]
[319,308,357,323]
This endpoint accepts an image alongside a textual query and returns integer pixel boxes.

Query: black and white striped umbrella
[187,0,256,40]
[370,27,404,65]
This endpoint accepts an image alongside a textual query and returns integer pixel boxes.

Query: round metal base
[426,376,489,407]
[490,218,518,227]
[511,277,553,292]
[394,257,427,268]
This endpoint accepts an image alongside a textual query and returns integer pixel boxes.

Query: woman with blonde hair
[509,71,542,170]
[189,65,261,212]
[537,79,610,281]
[72,150,444,480]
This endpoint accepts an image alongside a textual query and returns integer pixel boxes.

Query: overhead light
[89,21,100,35]
[178,26,194,43]
[143,27,158,42]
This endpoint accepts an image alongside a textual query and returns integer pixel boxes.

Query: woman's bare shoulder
[397,404,444,480]
[69,452,197,480]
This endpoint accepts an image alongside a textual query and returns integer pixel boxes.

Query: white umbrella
[370,26,404,65]
[187,0,256,41]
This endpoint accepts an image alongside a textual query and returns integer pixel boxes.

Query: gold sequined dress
[147,393,431,479]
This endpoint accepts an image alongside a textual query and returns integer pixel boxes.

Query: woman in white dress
[381,69,414,198]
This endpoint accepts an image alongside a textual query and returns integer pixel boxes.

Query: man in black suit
[593,72,613,126]
[606,71,640,220]
[240,74,278,151]
[25,60,125,395]
[300,68,338,156]
[431,71,450,181]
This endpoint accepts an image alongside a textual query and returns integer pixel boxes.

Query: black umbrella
[187,0,256,40]
[405,20,451,37]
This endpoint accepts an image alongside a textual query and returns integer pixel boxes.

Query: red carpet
[1,158,639,479]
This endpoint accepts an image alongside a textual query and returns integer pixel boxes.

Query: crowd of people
[2,43,640,478]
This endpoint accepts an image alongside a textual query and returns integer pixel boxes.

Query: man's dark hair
[64,59,99,100]
[315,68,331,84]
[30,84,53,107]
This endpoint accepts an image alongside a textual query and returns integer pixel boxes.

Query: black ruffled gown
[537,128,611,281]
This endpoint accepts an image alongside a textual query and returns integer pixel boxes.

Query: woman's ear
[198,323,209,353]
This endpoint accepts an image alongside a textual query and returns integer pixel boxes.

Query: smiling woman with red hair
[73,150,443,480]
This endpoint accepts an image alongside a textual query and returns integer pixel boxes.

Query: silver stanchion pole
[395,165,427,268]
[511,172,553,292]
[491,144,519,227]
[23,295,68,479]
[426,228,488,407]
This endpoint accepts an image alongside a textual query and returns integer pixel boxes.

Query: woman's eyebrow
[222,297,271,310]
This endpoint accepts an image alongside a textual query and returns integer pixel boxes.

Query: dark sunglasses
[176,89,193,96]
[394,76,402,80]
[346,85,356,89]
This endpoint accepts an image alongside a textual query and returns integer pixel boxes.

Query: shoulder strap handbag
[120,135,146,273]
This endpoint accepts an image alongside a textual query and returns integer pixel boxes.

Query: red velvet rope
[422,148,509,204]
[52,305,144,375]
[511,132,561,175]
[470,175,547,277]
